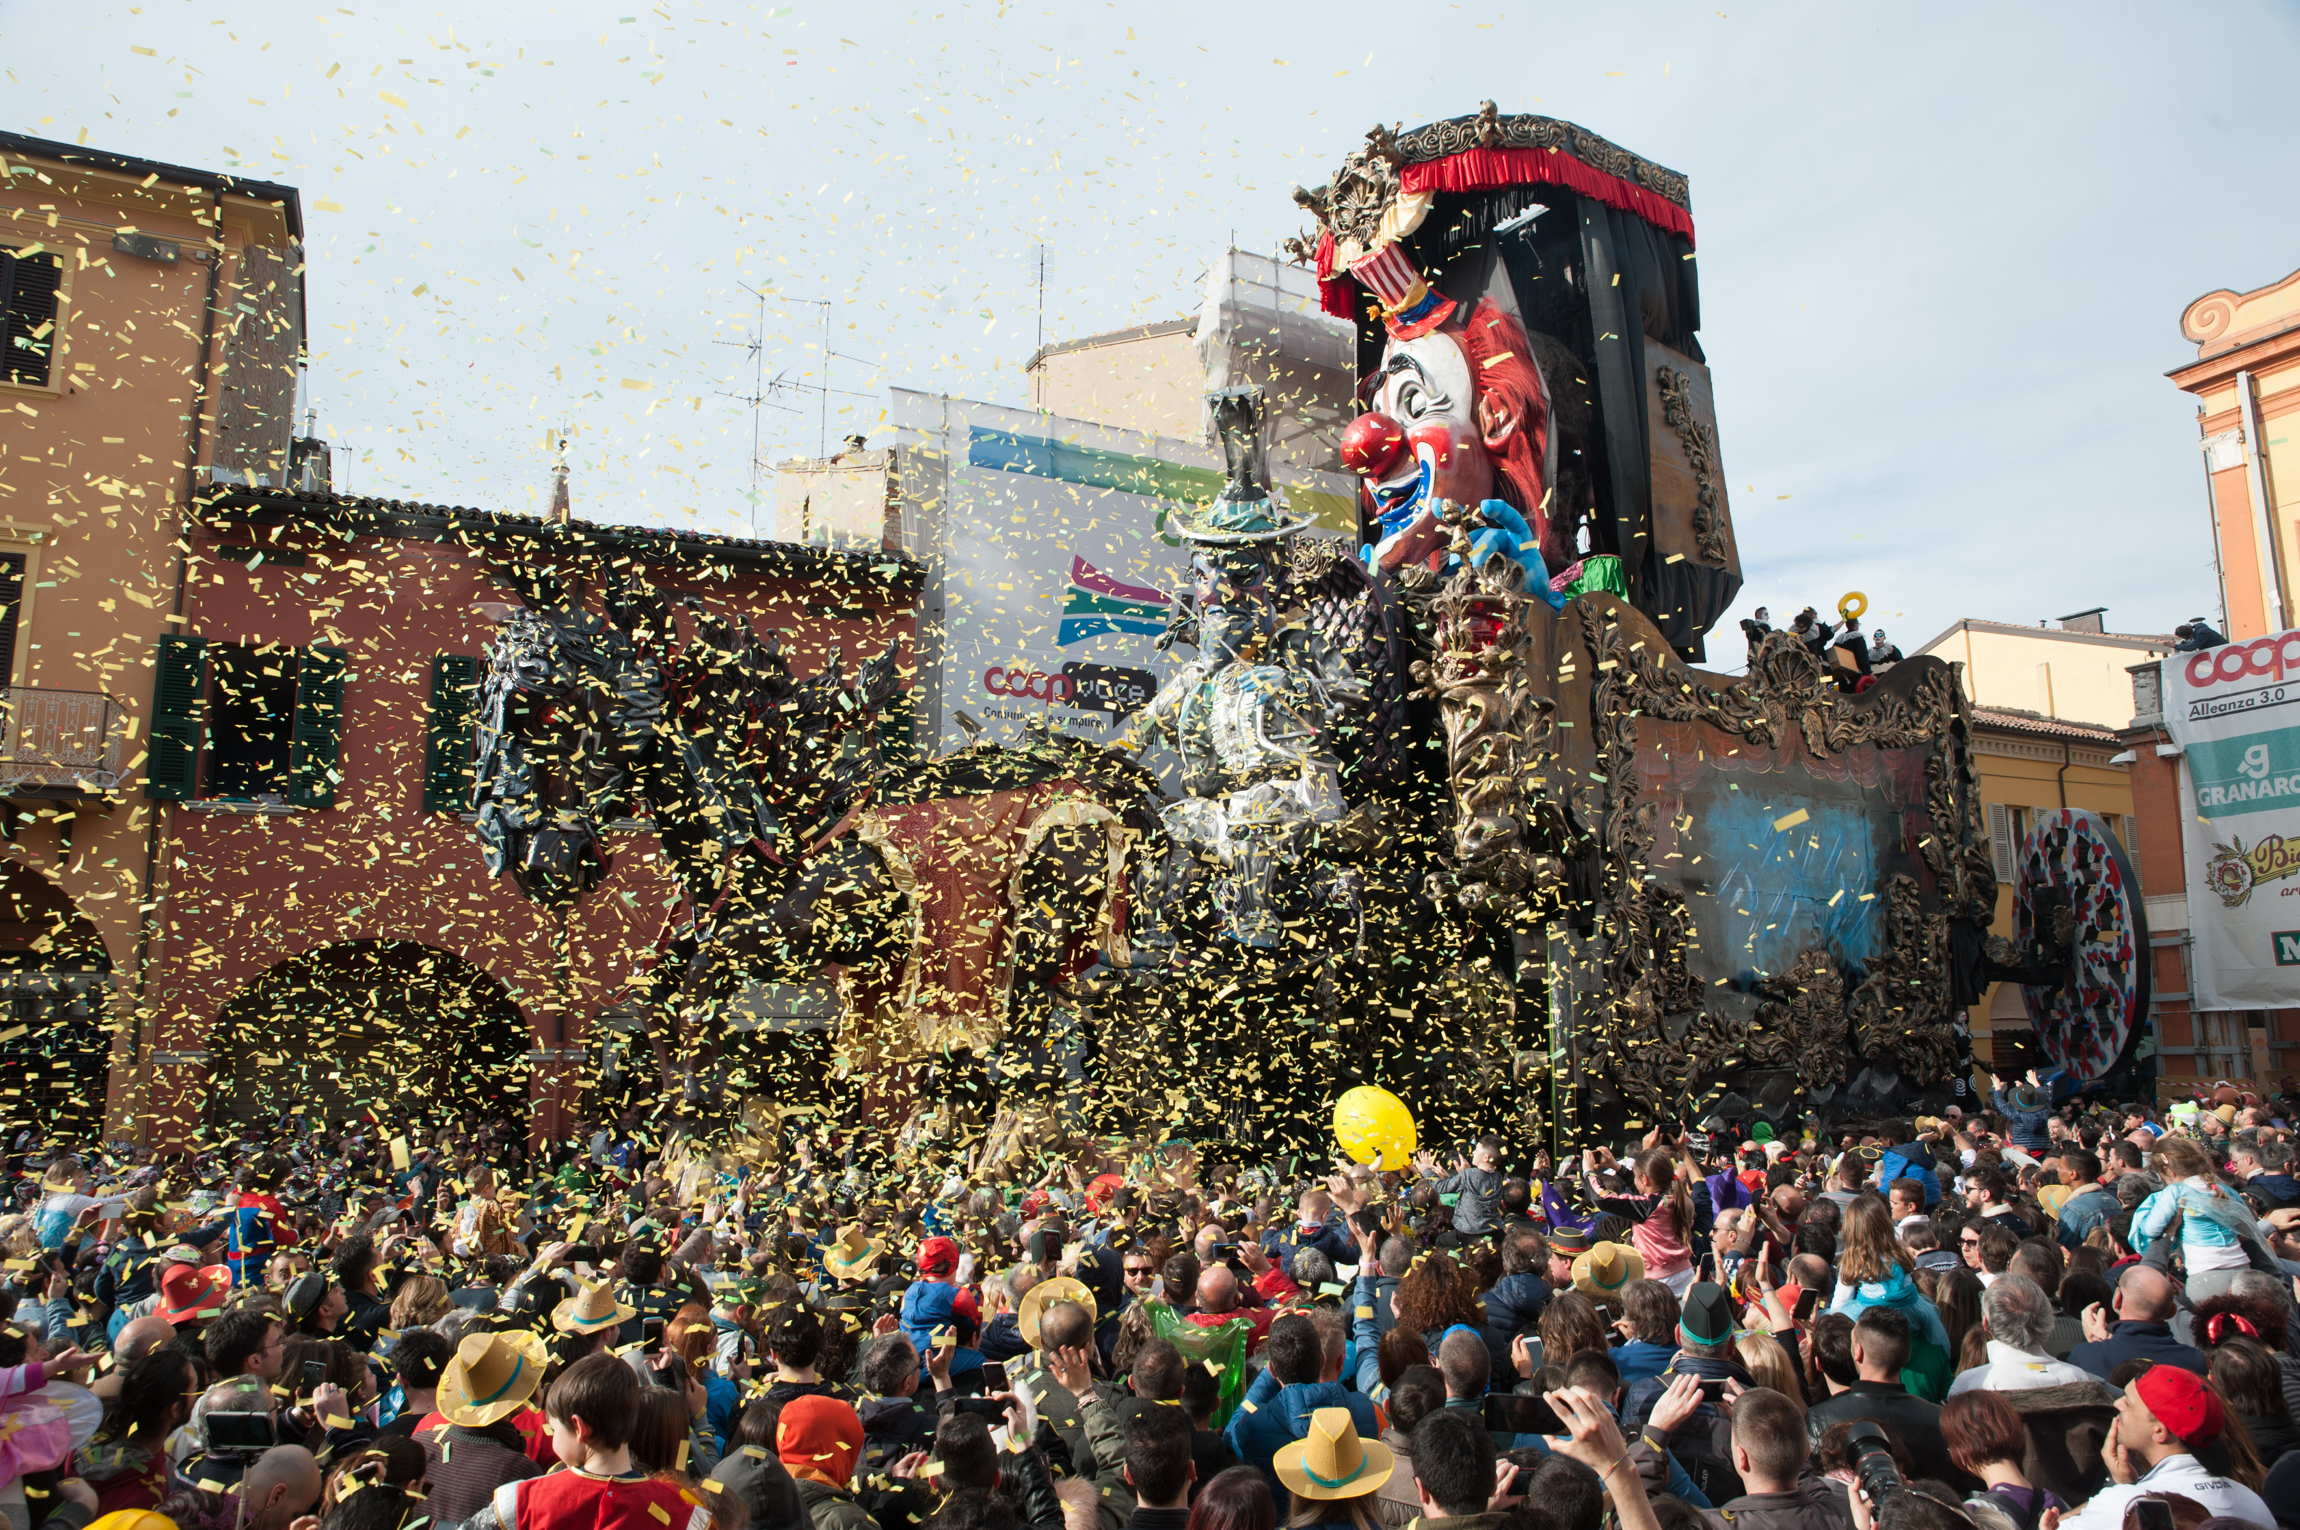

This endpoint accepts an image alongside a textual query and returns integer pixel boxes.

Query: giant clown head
[1338,245,1558,576]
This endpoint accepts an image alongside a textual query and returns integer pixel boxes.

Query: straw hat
[437,1330,548,1427]
[821,1225,883,1284]
[1273,1407,1395,1500]
[1571,1242,1644,1307]
[552,1278,637,1335]
[1017,1275,1097,1351]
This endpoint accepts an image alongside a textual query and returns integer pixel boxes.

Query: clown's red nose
[1339,413,1406,479]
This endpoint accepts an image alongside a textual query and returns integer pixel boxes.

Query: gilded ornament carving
[1848,875,1958,1083]
[1304,111,1691,256]
[1570,606,1983,1113]
[1413,550,1570,909]
[1743,947,1849,1092]
[1656,365,1729,568]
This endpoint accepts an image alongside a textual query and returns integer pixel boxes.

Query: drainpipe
[2057,738,2071,811]
[128,200,225,1144]
[2198,407,2232,639]
[2240,370,2286,633]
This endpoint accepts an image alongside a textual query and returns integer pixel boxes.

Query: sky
[6,0,2298,661]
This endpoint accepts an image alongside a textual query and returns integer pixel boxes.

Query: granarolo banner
[2165,629,2300,1010]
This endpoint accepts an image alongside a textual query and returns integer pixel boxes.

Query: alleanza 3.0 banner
[2166,629,2300,1010]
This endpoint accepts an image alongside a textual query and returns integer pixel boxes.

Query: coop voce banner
[2166,628,2300,1010]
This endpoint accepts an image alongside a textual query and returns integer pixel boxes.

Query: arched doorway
[0,858,112,1140]
[204,941,530,1136]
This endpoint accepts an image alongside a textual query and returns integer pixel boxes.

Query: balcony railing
[0,688,129,795]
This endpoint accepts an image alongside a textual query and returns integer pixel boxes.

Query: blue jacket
[1877,1146,1943,1208]
[978,1312,1029,1363]
[1263,1218,1356,1276]
[1482,1273,1551,1336]
[2056,1186,2120,1250]
[1614,1340,1679,1389]
[1992,1087,2053,1152]
[1224,1369,1379,1498]
[899,1278,966,1358]
[2067,1320,2208,1381]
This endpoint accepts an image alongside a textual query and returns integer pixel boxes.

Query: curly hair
[1391,1252,1484,1337]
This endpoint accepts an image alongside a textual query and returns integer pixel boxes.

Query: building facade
[2171,266,2300,641]
[0,132,310,1135]
[132,488,917,1147]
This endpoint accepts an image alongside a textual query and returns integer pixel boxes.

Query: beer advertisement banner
[2164,629,2300,1010]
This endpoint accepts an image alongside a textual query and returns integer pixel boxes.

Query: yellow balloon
[1333,1085,1417,1171]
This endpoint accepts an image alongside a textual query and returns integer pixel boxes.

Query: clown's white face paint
[1356,328,1494,568]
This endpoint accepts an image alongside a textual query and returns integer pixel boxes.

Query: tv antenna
[714,281,801,535]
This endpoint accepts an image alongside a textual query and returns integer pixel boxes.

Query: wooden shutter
[0,251,62,388]
[879,685,916,772]
[1986,800,2017,887]
[287,645,347,809]
[0,552,25,685]
[145,635,209,801]
[422,653,481,814]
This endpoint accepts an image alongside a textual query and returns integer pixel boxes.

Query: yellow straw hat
[436,1330,549,1427]
[1273,1407,1395,1501]
[1017,1275,1098,1350]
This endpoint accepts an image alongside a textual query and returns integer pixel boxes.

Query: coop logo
[2186,633,2300,690]
[983,666,1074,703]
[1059,556,1170,646]
[979,661,1159,718]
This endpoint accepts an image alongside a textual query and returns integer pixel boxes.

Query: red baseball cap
[2134,1363,2225,1445]
[916,1235,959,1275]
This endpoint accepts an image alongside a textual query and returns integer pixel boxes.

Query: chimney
[2056,607,2107,634]
[549,433,571,525]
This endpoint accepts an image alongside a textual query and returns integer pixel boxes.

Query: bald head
[1196,1264,1239,1315]
[116,1316,177,1369]
[241,1445,321,1530]
[2118,1263,2177,1321]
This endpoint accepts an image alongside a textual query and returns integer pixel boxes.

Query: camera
[203,1410,277,1458]
[1844,1421,1903,1505]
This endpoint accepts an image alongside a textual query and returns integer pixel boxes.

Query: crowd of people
[5,1074,2300,1530]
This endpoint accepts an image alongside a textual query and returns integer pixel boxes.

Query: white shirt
[1947,1340,2098,1394]
[2060,1453,2274,1530]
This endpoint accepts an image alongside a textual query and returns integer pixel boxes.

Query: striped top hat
[1348,245,1456,339]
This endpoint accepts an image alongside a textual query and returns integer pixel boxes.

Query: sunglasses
[1123,1266,1156,1277]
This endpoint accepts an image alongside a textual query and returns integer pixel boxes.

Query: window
[205,644,299,800]
[143,637,346,808]
[0,251,63,389]
[1985,801,2032,887]
[0,552,24,685]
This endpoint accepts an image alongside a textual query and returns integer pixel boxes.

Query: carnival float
[464,104,2146,1156]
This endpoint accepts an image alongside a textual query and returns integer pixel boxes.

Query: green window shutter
[879,685,916,772]
[422,653,481,814]
[144,635,208,801]
[287,645,348,809]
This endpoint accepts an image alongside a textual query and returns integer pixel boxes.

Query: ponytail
[1638,1148,1694,1238]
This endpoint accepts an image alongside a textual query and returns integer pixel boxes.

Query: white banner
[890,390,1354,757]
[2163,630,2300,1010]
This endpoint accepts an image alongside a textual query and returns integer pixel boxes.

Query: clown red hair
[1451,298,1553,565]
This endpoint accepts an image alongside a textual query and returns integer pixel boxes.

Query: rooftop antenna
[1036,244,1047,360]
[714,280,798,536]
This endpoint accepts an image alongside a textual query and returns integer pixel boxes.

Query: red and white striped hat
[1348,243,1455,339]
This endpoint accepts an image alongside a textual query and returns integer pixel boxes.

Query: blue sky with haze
[8,1,2298,658]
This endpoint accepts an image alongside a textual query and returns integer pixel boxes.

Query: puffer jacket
[1482,1272,1550,1335]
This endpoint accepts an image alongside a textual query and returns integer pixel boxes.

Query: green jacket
[796,1477,879,1530]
